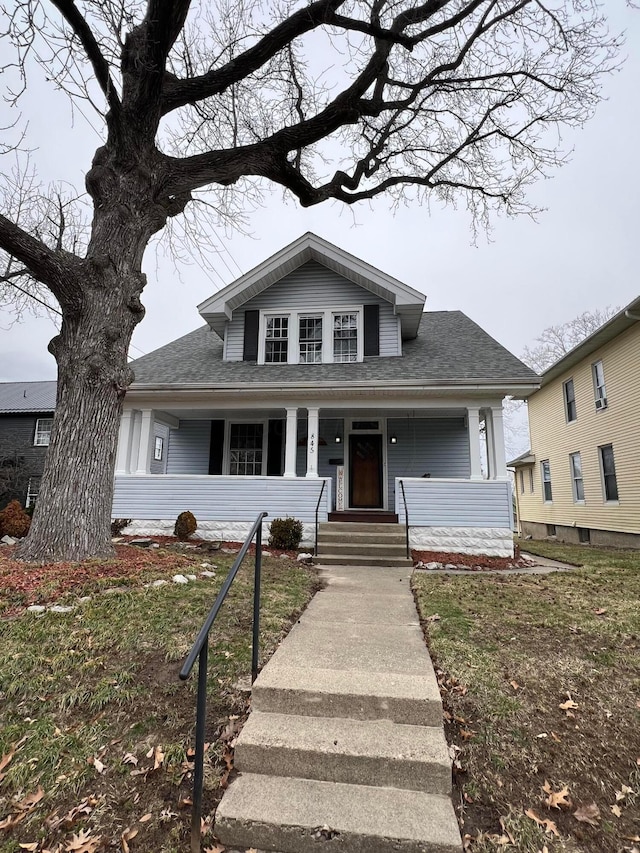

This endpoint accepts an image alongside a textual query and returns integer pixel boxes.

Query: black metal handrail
[179,511,268,853]
[398,479,410,559]
[314,479,327,556]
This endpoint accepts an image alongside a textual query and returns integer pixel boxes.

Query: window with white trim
[229,423,264,476]
[34,418,53,446]
[299,315,323,363]
[333,313,358,362]
[541,460,552,502]
[563,378,577,422]
[26,477,40,508]
[592,360,607,409]
[264,315,289,363]
[569,452,585,502]
[599,443,618,501]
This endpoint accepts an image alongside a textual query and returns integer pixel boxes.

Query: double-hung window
[563,379,577,422]
[541,460,552,502]
[569,452,585,502]
[34,418,53,446]
[229,423,264,476]
[599,444,618,501]
[333,313,358,362]
[264,316,289,363]
[299,315,323,363]
[593,360,607,409]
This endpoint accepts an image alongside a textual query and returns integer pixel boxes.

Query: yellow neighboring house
[510,296,640,548]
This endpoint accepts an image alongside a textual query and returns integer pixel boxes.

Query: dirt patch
[412,547,535,571]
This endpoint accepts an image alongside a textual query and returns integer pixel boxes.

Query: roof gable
[198,233,426,339]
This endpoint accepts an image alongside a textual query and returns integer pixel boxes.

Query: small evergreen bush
[268,517,303,550]
[0,500,31,538]
[111,518,131,536]
[174,510,198,541]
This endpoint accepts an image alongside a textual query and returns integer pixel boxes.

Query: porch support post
[491,406,508,479]
[283,407,298,478]
[115,409,134,474]
[135,409,154,475]
[305,407,319,478]
[484,409,497,480]
[467,406,483,480]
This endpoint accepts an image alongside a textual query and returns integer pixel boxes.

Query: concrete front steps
[315,521,413,568]
[214,565,462,853]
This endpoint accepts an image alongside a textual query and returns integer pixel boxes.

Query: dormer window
[264,315,289,363]
[299,315,323,363]
[333,313,359,363]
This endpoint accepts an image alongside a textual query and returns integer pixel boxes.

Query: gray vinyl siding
[395,479,511,527]
[225,261,400,360]
[113,475,332,522]
[386,418,470,508]
[0,413,52,506]
[166,420,211,474]
[150,423,170,474]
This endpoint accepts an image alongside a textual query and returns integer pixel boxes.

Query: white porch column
[305,407,319,478]
[491,406,508,479]
[283,407,298,478]
[467,406,483,480]
[135,409,154,474]
[115,410,134,474]
[484,409,497,480]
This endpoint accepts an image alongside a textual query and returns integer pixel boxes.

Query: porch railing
[398,478,410,558]
[179,511,268,853]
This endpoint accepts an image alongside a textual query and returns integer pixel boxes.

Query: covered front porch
[113,402,513,555]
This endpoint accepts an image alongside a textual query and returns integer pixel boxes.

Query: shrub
[174,510,197,541]
[111,518,131,536]
[268,517,303,550]
[0,500,31,538]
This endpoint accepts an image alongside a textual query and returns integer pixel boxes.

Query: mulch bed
[412,546,535,571]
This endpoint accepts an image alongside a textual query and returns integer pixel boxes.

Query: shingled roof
[0,381,57,414]
[130,312,539,391]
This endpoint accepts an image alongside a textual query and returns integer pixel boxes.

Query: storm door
[348,434,383,508]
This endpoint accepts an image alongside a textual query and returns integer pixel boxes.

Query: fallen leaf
[15,786,45,812]
[525,809,559,836]
[573,803,601,826]
[204,846,225,853]
[611,804,622,817]
[559,698,578,711]
[88,756,105,775]
[138,813,152,823]
[121,753,138,767]
[594,607,607,615]
[0,812,26,830]
[543,781,572,809]
[153,746,164,770]
[19,844,39,851]
[510,680,520,690]
[121,826,138,853]
[64,831,101,853]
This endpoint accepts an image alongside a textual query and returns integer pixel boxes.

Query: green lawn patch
[413,541,640,853]
[0,546,318,852]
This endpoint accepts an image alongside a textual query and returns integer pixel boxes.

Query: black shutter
[208,420,225,474]
[243,310,259,361]
[267,419,285,476]
[364,304,380,356]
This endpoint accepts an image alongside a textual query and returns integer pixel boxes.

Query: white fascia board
[197,232,426,338]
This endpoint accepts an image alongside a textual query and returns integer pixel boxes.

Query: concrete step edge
[215,773,461,853]
[235,711,451,794]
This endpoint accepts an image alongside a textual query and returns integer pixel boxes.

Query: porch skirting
[409,526,513,558]
[120,519,317,549]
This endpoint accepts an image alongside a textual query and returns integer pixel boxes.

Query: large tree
[0,0,618,561]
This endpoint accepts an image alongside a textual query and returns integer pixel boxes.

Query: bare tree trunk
[15,276,141,563]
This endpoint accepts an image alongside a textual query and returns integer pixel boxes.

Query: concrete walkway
[215,564,462,853]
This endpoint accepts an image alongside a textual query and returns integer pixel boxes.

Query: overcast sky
[1,1,638,388]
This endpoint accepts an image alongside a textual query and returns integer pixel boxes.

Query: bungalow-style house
[113,234,539,556]
[0,381,57,509]
[510,296,640,549]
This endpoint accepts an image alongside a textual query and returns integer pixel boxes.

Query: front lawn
[413,541,640,853]
[0,545,318,852]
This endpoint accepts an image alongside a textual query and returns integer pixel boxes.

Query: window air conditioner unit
[595,397,607,410]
